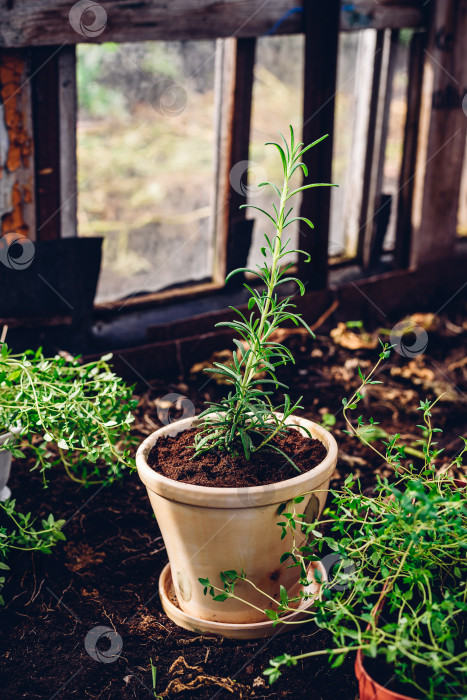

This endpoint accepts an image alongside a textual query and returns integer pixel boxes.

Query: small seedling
[150,658,163,699]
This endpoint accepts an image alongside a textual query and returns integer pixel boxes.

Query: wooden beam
[96,279,223,314]
[0,1,426,48]
[299,0,340,291]
[0,1,304,47]
[341,3,426,32]
[410,0,467,267]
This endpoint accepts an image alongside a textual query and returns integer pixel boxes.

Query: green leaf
[265,142,287,175]
[264,609,279,621]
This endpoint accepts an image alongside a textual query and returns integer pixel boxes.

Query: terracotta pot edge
[355,650,417,700]
[136,414,338,508]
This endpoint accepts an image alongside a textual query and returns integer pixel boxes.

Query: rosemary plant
[194,126,335,463]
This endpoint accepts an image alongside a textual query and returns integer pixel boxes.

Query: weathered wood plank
[0,1,426,48]
[298,0,340,291]
[410,0,467,267]
[0,49,35,241]
[0,1,303,47]
[58,46,77,238]
[341,2,426,31]
[394,29,426,269]
[97,251,467,379]
[96,279,223,313]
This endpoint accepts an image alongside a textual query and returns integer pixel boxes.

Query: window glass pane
[381,32,410,252]
[330,30,410,260]
[77,41,216,303]
[329,32,361,259]
[246,35,304,270]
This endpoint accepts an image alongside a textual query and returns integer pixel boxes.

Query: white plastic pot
[137,414,338,626]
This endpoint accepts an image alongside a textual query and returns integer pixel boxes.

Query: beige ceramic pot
[136,413,338,624]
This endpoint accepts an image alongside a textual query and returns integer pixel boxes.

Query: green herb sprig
[194,126,336,463]
[0,345,137,486]
[0,345,137,605]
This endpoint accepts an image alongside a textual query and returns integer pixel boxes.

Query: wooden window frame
[3,0,465,326]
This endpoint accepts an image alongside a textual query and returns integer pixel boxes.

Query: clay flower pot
[0,430,16,501]
[355,478,466,699]
[355,650,416,700]
[136,413,337,627]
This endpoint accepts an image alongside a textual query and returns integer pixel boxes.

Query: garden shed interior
[0,0,465,369]
[0,1,466,699]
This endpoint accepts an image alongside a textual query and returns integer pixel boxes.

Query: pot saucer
[0,485,11,501]
[159,560,326,640]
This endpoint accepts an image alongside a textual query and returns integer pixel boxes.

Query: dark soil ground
[1,309,466,699]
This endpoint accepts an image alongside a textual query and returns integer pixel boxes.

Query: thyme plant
[199,344,467,699]
[0,344,137,604]
[0,345,136,486]
[194,127,335,463]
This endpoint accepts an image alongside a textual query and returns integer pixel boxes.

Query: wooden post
[298,0,340,291]
[212,37,256,286]
[410,0,467,267]
[58,46,78,238]
[31,46,62,241]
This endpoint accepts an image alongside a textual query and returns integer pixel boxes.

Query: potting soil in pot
[148,426,327,487]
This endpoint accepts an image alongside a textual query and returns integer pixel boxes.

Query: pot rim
[355,649,416,700]
[0,425,22,446]
[136,413,338,508]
